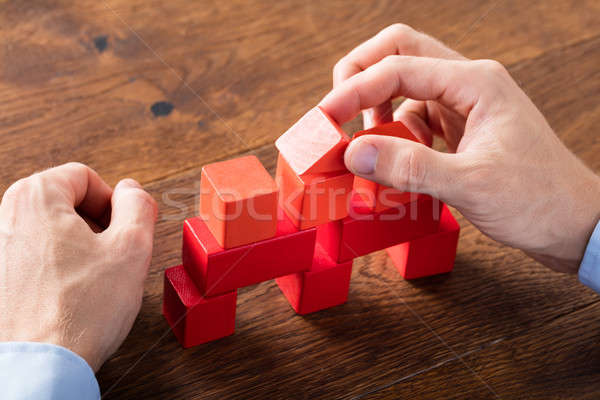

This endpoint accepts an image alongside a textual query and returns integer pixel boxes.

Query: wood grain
[1,0,600,399]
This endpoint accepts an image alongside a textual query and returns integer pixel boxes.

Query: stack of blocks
[162,106,461,348]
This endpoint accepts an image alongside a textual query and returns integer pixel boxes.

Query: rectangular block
[276,244,353,315]
[353,177,415,213]
[317,193,443,262]
[162,265,237,348]
[275,106,350,175]
[199,155,278,249]
[183,207,317,296]
[352,121,422,213]
[276,154,353,230]
[387,205,460,279]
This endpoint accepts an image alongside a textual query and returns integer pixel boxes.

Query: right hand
[319,24,600,273]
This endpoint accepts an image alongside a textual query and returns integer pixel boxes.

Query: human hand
[320,24,600,273]
[0,162,157,371]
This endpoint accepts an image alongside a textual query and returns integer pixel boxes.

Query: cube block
[162,265,237,348]
[352,121,421,213]
[199,155,278,249]
[387,205,460,279]
[275,106,350,176]
[276,244,353,315]
[317,193,443,262]
[276,154,353,230]
[183,207,317,296]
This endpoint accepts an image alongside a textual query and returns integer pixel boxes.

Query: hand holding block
[276,244,353,315]
[352,121,422,213]
[386,205,460,279]
[200,155,278,249]
[276,154,353,230]
[183,207,316,296]
[317,193,443,262]
[162,265,237,348]
[275,106,350,175]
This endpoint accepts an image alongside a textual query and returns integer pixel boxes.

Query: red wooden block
[353,178,415,214]
[276,244,353,315]
[352,121,422,213]
[317,193,443,262]
[386,205,460,279]
[275,106,350,176]
[183,207,317,296]
[199,155,278,249]
[162,265,237,348]
[276,154,353,230]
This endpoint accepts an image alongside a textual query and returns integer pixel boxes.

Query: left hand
[0,162,157,371]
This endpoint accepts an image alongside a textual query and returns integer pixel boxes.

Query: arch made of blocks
[162,108,460,348]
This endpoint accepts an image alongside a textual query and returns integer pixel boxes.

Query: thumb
[107,178,157,250]
[345,135,463,203]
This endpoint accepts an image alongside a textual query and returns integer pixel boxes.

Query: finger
[334,24,465,131]
[108,179,157,232]
[393,99,434,147]
[104,179,157,285]
[333,24,465,87]
[344,134,465,203]
[362,102,394,129]
[320,56,480,125]
[36,162,113,219]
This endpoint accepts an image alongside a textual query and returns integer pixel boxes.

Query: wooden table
[1,1,599,398]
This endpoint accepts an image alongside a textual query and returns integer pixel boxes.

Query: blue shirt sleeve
[579,219,600,293]
[0,342,100,400]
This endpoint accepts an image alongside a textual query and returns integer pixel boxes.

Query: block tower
[162,106,461,347]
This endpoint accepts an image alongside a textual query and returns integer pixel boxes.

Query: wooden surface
[1,0,600,398]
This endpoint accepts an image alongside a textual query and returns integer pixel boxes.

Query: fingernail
[116,178,142,190]
[350,142,378,175]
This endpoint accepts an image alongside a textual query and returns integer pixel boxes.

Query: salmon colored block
[276,244,353,315]
[352,121,422,213]
[162,265,237,348]
[276,154,353,230]
[275,106,351,176]
[387,205,460,279]
[199,155,278,249]
[183,207,316,296]
[317,193,443,262]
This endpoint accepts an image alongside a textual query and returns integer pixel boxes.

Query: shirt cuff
[579,219,600,293]
[0,342,100,400]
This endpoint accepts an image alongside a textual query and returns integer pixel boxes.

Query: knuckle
[384,24,419,53]
[2,176,38,207]
[476,59,508,79]
[391,146,427,190]
[385,23,414,38]
[63,161,89,172]
[381,54,400,66]
[333,58,346,75]
[4,178,30,199]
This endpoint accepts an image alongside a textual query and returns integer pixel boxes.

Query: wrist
[537,173,600,273]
